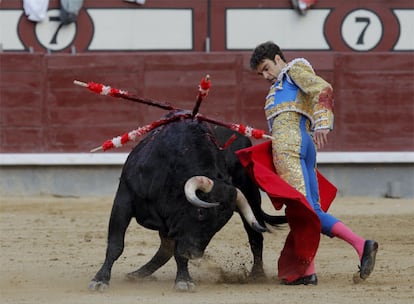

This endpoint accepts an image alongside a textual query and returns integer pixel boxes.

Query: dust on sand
[1,195,413,304]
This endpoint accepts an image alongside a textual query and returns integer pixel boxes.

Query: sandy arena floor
[0,195,413,304]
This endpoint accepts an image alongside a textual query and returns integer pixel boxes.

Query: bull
[89,110,286,292]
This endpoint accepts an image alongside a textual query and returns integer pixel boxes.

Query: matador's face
[255,55,286,85]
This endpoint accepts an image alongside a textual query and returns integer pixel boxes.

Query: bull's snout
[177,243,204,260]
[182,249,204,260]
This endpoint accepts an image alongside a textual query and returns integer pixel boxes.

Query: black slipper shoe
[282,274,318,285]
[359,240,378,279]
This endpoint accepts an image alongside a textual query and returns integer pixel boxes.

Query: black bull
[89,113,286,292]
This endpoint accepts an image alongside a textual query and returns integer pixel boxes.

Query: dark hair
[249,41,286,70]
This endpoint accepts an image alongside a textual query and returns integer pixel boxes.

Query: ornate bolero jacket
[264,58,334,133]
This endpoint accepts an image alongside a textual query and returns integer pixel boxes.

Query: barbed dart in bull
[89,121,169,152]
[89,114,188,152]
[192,74,211,117]
[74,75,210,112]
[73,80,175,111]
[195,114,275,141]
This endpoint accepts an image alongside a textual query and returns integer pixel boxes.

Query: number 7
[49,16,64,45]
[355,17,371,45]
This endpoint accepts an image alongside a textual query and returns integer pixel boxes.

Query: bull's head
[184,176,267,233]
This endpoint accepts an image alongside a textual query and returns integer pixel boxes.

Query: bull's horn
[184,176,219,208]
[236,189,267,233]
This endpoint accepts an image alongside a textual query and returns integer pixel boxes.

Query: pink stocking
[331,221,365,259]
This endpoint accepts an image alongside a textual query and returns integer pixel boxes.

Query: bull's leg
[127,232,174,280]
[241,219,266,280]
[236,183,267,280]
[174,255,196,292]
[89,184,133,292]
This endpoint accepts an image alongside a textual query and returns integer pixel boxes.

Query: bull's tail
[261,212,287,227]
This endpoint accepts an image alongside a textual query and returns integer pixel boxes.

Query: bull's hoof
[89,280,109,292]
[247,264,267,282]
[247,272,267,283]
[174,280,196,292]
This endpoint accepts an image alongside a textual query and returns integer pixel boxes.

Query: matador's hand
[314,129,330,149]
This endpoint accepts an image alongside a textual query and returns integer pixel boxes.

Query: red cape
[235,141,337,281]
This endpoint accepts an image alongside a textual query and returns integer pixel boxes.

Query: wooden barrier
[1,52,413,153]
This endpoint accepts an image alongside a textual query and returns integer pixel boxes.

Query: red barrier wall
[1,52,413,153]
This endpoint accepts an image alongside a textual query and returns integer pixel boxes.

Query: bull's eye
[197,208,208,221]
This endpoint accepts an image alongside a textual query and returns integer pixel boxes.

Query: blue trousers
[272,112,339,236]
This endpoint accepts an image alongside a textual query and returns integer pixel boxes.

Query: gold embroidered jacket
[264,58,334,132]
